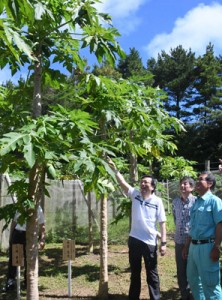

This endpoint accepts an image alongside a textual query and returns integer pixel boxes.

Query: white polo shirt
[128,187,166,245]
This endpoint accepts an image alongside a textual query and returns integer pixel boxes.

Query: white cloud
[96,0,147,18]
[145,2,222,58]
[95,0,149,35]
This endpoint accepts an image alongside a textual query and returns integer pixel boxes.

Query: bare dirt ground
[0,236,181,300]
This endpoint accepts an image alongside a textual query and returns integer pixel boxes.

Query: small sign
[12,244,24,266]
[63,240,75,261]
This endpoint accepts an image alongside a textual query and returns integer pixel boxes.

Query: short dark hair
[199,171,216,190]
[140,174,157,193]
[180,176,195,187]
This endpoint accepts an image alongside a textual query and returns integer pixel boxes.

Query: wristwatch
[161,241,167,246]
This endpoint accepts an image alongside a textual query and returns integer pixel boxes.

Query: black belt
[15,229,26,233]
[191,238,215,245]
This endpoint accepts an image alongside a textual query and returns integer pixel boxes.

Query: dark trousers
[128,236,160,300]
[175,243,190,300]
[7,229,26,283]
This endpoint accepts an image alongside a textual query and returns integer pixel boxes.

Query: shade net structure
[0,176,116,250]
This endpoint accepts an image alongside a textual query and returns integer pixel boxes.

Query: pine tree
[147,45,196,121]
[117,47,145,78]
[192,43,222,121]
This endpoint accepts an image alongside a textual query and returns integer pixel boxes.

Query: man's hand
[210,244,221,262]
[39,223,46,250]
[182,245,189,260]
[159,244,166,256]
[106,156,131,194]
[107,156,117,171]
[39,239,45,250]
[182,237,191,259]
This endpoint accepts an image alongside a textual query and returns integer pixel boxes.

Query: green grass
[0,215,177,299]
[165,212,175,234]
[108,217,130,244]
[0,238,180,300]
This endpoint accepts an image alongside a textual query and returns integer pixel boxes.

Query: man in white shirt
[2,205,45,292]
[108,158,166,300]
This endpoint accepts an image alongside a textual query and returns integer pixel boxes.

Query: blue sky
[1,0,222,83]
[97,0,222,63]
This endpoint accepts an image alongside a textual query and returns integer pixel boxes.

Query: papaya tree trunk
[88,191,94,253]
[129,130,138,229]
[97,117,109,298]
[98,195,108,298]
[129,152,138,185]
[32,51,42,118]
[129,130,138,185]
[26,163,44,300]
[26,208,39,300]
[26,48,43,300]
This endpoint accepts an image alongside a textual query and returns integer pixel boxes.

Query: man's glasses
[196,178,208,182]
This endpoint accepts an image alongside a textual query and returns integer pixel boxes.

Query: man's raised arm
[107,157,131,195]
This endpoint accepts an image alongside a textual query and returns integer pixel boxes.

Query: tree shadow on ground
[38,294,128,299]
[39,247,126,283]
[39,295,98,299]
[0,289,26,300]
[161,287,181,299]
[40,262,126,283]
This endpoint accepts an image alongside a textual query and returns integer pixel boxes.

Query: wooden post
[63,240,75,298]
[166,179,170,213]
[12,244,24,300]
[205,160,210,171]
